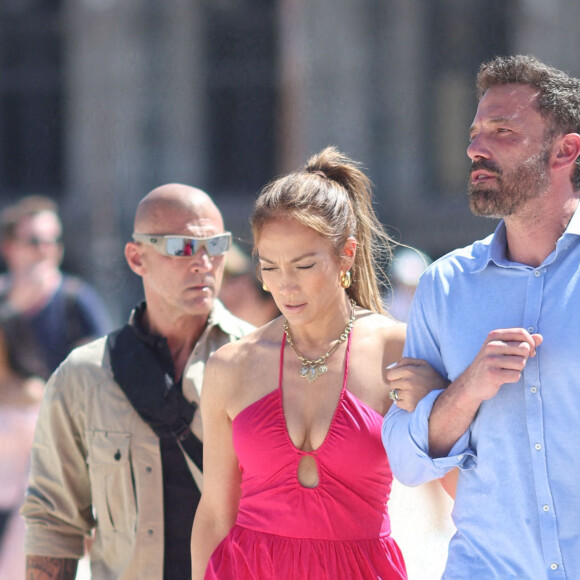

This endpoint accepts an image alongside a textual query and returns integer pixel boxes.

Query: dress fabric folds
[205,333,407,580]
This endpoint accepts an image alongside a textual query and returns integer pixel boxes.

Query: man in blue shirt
[382,55,580,579]
[0,196,112,379]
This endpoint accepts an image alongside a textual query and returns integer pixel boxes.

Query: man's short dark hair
[476,55,580,190]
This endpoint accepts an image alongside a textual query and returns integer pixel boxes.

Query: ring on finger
[389,388,400,402]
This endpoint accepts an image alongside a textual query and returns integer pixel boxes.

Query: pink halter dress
[205,332,407,579]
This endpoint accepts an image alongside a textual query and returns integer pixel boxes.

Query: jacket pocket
[86,430,137,534]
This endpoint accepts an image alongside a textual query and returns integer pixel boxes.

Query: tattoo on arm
[26,556,78,580]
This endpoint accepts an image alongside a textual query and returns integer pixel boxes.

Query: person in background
[384,246,431,323]
[219,241,280,326]
[22,184,254,580]
[0,320,43,579]
[191,147,446,579]
[0,195,112,380]
[383,55,580,578]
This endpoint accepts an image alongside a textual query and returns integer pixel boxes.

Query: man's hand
[458,328,543,404]
[8,263,61,313]
[428,328,542,458]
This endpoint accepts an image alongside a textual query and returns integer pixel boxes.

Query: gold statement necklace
[284,299,357,384]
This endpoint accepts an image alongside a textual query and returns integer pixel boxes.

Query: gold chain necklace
[284,299,356,384]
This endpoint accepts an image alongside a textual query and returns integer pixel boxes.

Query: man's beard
[468,145,552,218]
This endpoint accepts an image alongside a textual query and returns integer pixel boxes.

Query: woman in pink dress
[191,147,445,579]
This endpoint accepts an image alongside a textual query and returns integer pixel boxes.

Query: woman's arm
[191,354,242,580]
[440,468,458,499]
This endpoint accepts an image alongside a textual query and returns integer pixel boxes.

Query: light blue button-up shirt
[382,208,580,579]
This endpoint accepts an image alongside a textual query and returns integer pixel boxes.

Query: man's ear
[125,242,145,276]
[552,132,580,171]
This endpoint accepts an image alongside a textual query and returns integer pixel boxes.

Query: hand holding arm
[6,263,61,313]
[428,328,542,458]
[386,357,449,412]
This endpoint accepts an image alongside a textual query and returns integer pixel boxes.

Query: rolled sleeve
[382,389,476,486]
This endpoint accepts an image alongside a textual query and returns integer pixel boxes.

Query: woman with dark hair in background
[191,147,445,579]
[0,319,43,578]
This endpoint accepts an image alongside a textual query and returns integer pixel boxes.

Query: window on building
[202,0,277,197]
[424,0,510,197]
[0,0,64,200]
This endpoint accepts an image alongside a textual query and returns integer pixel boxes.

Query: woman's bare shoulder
[203,319,283,412]
[355,309,406,337]
[353,309,406,359]
[207,318,283,377]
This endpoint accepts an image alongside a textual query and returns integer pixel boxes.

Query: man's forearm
[428,377,481,458]
[429,328,542,457]
[26,555,78,580]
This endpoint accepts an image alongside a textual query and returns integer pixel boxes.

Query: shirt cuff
[383,389,476,485]
[410,390,476,469]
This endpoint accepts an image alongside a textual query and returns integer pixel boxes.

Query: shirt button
[148,529,154,535]
[146,466,152,473]
[534,443,542,451]
[534,270,541,277]
[528,326,535,333]
[457,455,463,461]
[551,563,559,570]
[531,386,538,393]
[543,505,550,512]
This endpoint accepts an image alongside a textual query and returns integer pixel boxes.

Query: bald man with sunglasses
[22,184,255,580]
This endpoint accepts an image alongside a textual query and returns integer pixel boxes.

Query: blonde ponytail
[251,146,393,314]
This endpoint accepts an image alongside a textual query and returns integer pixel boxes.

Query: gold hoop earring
[262,283,270,292]
[340,271,352,289]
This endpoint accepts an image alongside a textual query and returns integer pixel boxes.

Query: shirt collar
[562,200,580,237]
[206,298,248,338]
[128,301,159,347]
[128,298,239,346]
[473,202,580,273]
[471,221,509,273]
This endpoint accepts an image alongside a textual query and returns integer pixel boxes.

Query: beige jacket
[21,300,254,580]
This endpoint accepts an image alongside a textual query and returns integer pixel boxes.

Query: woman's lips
[284,303,306,314]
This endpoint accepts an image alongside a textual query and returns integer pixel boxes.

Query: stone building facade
[1,0,580,319]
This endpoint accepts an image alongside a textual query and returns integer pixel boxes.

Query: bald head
[134,183,224,234]
[126,183,229,326]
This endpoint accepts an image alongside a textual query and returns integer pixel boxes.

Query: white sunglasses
[132,232,232,257]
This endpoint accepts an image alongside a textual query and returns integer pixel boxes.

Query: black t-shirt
[128,304,202,580]
[160,409,201,579]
